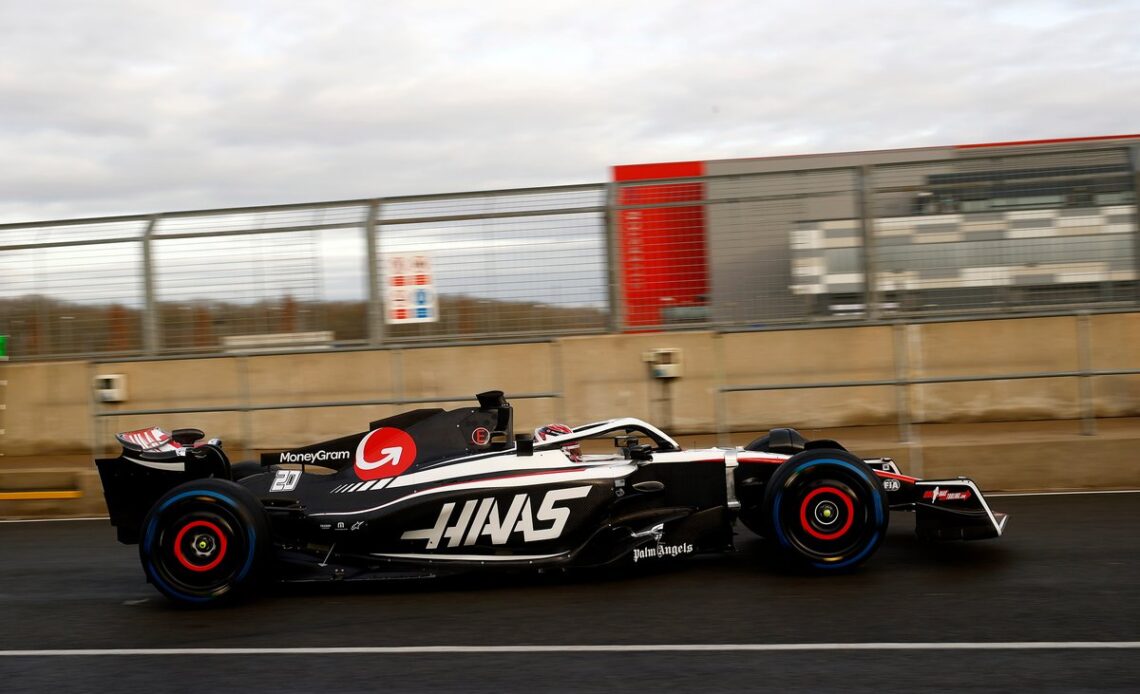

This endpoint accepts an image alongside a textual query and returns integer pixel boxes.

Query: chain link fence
[1,144,1137,359]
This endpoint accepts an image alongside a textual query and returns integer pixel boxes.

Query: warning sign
[385,254,438,323]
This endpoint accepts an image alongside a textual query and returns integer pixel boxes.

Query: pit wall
[3,312,1139,460]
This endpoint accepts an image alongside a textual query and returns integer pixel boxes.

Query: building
[613,134,1140,327]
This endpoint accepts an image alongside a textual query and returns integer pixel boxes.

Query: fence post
[714,332,730,446]
[141,215,160,356]
[237,354,254,459]
[1130,145,1140,307]
[857,165,880,321]
[364,200,384,346]
[1077,311,1096,436]
[604,182,623,333]
[892,322,913,444]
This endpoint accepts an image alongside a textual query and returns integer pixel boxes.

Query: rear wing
[96,428,230,544]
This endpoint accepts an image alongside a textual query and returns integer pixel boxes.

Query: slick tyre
[763,449,889,572]
[139,478,270,606]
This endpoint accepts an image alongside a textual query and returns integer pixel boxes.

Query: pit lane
[0,493,1137,692]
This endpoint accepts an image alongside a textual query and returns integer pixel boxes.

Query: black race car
[96,391,1007,606]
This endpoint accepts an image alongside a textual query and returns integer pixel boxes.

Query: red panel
[612,161,708,330]
[612,161,704,182]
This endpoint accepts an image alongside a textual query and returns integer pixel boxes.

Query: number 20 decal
[270,469,301,492]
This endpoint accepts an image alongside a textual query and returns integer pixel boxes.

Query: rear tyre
[139,478,269,606]
[762,449,888,572]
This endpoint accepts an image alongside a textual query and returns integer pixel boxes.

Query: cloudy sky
[2,0,1137,224]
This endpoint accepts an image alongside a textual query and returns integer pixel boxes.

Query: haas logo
[354,428,417,480]
[402,486,591,549]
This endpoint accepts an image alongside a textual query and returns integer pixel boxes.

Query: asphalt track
[1,493,1138,693]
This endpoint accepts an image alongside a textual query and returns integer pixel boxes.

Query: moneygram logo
[278,450,350,464]
[354,427,417,480]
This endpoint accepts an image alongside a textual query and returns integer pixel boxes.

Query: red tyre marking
[173,520,228,573]
[799,486,855,541]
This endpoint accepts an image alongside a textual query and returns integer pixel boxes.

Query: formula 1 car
[96,391,1007,606]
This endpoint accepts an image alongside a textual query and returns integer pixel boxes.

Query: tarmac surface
[0,493,1138,692]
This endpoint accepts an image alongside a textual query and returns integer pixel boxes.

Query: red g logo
[354,428,417,480]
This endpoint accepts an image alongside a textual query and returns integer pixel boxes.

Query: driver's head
[533,423,582,462]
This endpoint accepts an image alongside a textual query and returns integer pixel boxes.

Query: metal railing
[2,142,1138,360]
[713,314,1140,479]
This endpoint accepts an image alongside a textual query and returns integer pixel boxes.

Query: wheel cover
[173,519,228,573]
[155,510,243,594]
[782,477,867,558]
[798,485,855,541]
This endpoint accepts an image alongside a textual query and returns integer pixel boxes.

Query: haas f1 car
[96,391,1007,605]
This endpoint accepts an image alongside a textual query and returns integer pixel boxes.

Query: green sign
[0,334,7,359]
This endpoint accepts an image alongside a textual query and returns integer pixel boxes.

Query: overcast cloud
[1,0,1137,224]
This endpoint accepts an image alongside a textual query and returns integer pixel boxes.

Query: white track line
[0,642,1138,657]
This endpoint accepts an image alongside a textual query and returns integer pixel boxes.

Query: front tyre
[139,479,269,606]
[763,449,888,572]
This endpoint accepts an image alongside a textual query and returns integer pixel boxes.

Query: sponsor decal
[471,427,491,446]
[278,449,350,465]
[118,427,178,452]
[355,428,418,480]
[270,469,301,492]
[923,486,972,503]
[632,543,694,563]
[401,486,591,549]
[330,479,390,494]
[882,478,901,492]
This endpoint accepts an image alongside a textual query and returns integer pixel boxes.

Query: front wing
[874,468,1008,540]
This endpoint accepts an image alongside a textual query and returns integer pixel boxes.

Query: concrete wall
[4,312,1140,457]
[2,360,91,455]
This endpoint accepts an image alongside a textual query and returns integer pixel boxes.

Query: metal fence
[1,144,1138,359]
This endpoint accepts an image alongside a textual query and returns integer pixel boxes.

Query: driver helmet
[533,423,582,462]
